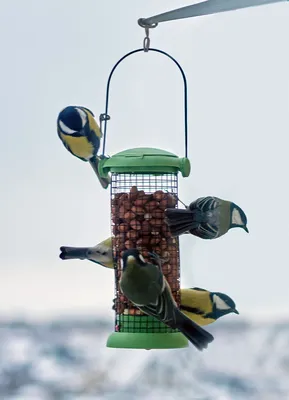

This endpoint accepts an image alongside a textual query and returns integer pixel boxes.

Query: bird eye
[58,120,77,135]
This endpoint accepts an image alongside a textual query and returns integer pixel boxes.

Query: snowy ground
[0,317,288,400]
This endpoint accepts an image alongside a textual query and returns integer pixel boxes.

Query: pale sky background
[0,0,288,321]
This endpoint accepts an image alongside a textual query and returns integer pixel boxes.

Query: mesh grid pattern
[111,173,180,334]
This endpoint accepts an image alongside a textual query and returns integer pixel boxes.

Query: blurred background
[0,0,289,399]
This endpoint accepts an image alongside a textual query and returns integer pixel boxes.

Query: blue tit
[165,196,248,239]
[120,249,214,351]
[57,106,110,189]
[59,237,113,269]
[180,287,239,326]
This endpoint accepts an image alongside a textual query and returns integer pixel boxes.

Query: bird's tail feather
[89,158,111,189]
[175,311,214,351]
[59,246,88,260]
[165,208,200,236]
[169,222,198,237]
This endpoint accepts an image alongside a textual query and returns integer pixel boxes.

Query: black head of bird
[209,291,239,319]
[58,106,93,137]
[121,248,147,271]
[230,202,249,233]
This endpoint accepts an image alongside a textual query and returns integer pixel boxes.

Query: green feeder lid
[98,147,191,177]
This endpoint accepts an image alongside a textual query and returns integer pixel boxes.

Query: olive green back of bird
[120,261,163,306]
[217,199,232,237]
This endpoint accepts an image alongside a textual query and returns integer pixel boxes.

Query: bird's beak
[126,255,137,266]
[243,226,249,233]
[233,309,239,315]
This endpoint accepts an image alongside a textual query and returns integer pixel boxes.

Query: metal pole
[138,0,287,26]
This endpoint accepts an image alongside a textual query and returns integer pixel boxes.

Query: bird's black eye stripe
[181,305,204,315]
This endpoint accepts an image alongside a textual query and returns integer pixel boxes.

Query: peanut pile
[111,186,180,316]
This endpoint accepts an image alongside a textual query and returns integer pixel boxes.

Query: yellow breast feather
[60,133,94,160]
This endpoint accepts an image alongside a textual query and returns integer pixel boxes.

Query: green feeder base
[106,332,188,350]
[107,312,188,350]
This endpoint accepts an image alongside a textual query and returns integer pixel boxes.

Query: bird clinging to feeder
[59,237,239,328]
[57,105,111,189]
[180,287,239,326]
[120,248,214,351]
[59,237,113,269]
[165,196,249,239]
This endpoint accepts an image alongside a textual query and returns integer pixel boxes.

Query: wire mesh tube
[111,173,181,334]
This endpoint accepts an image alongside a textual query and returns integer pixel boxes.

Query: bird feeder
[98,47,191,349]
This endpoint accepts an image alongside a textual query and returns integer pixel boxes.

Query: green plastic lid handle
[99,48,189,159]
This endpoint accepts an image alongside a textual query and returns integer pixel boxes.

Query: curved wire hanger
[99,37,189,159]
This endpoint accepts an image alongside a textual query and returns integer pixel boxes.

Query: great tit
[180,287,239,326]
[59,237,113,269]
[165,196,248,239]
[57,105,110,189]
[120,249,214,351]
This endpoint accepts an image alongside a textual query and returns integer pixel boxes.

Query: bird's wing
[86,111,102,139]
[138,278,177,325]
[189,223,219,239]
[189,196,218,212]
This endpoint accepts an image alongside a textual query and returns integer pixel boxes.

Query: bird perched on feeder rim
[59,237,113,269]
[120,248,214,351]
[164,196,248,239]
[57,105,110,189]
[180,287,239,326]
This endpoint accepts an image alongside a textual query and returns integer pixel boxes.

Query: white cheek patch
[232,208,243,225]
[76,108,87,127]
[120,259,124,270]
[59,120,77,135]
[213,294,231,310]
[139,254,145,263]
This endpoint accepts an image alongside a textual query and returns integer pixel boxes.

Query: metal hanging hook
[143,27,150,52]
[138,18,158,52]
